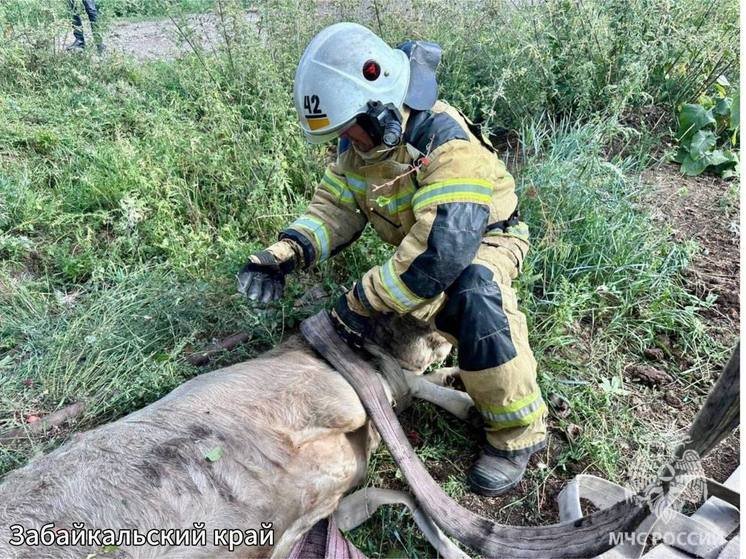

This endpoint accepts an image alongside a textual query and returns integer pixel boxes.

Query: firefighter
[237,22,546,496]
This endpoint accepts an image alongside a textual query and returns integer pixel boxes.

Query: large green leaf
[713,97,732,118]
[680,154,709,176]
[677,104,716,141]
[688,130,717,160]
[680,150,737,177]
[730,91,740,132]
[722,157,740,179]
[706,149,737,168]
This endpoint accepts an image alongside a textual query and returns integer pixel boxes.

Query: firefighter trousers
[431,231,547,456]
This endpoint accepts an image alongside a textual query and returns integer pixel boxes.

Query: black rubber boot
[467,446,530,497]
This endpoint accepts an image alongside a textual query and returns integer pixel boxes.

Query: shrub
[672,76,739,176]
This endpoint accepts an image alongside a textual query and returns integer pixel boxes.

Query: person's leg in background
[67,0,86,49]
[434,232,547,496]
[81,0,105,52]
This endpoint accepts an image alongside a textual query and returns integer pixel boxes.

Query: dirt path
[62,12,257,60]
[65,3,381,60]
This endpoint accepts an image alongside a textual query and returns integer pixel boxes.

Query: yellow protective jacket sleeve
[358,138,500,315]
[279,165,368,268]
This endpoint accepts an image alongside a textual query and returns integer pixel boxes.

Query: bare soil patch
[62,12,257,60]
[643,161,740,487]
[644,163,740,332]
[67,3,383,61]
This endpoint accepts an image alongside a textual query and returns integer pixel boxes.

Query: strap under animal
[299,310,650,558]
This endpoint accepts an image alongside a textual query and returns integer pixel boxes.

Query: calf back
[0,337,375,558]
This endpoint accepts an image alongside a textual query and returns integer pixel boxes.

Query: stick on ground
[0,402,86,444]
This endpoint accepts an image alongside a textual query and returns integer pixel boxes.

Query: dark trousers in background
[67,0,102,46]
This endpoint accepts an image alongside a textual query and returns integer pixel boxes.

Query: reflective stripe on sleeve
[378,258,425,313]
[321,169,355,205]
[377,187,414,215]
[288,216,331,262]
[412,179,493,212]
[344,173,367,195]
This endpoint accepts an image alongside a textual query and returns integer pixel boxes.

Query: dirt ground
[644,161,740,488]
[64,4,380,60]
[62,12,258,60]
[644,163,740,332]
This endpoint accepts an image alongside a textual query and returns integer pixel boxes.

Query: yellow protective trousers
[431,232,546,456]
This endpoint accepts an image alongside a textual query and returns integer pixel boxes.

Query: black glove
[237,250,292,304]
[330,288,373,349]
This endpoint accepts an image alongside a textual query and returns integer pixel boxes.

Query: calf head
[370,313,452,374]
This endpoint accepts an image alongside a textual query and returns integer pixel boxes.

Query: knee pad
[435,264,517,371]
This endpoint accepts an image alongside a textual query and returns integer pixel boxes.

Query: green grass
[100,0,218,18]
[0,0,738,556]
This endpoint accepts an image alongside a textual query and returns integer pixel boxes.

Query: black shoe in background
[66,38,85,50]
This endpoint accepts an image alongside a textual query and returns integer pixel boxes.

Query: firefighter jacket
[279,100,528,318]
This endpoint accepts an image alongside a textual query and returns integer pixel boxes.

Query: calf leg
[422,366,460,386]
[364,343,476,423]
[404,372,476,422]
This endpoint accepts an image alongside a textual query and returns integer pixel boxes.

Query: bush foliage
[673,76,740,176]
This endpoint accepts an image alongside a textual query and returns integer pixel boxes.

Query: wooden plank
[678,343,739,459]
[651,511,726,557]
[641,544,692,559]
[641,545,691,559]
[638,467,740,558]
[692,467,740,539]
[706,478,740,509]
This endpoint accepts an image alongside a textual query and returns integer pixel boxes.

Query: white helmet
[294,22,411,144]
